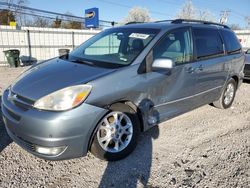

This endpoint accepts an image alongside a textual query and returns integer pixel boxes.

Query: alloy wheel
[97,111,133,153]
[224,83,235,105]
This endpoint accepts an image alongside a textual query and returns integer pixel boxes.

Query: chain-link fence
[0,25,100,66]
[0,2,119,66]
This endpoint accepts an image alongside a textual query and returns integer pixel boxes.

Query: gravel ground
[0,67,249,188]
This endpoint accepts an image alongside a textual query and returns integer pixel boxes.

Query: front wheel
[213,78,237,109]
[90,104,140,161]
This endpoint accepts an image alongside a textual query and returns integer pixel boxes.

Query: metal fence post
[26,30,32,62]
[72,31,75,50]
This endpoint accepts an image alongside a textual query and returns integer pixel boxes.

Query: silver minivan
[1,19,245,161]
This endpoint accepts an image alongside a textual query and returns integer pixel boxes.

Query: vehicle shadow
[243,79,250,84]
[0,95,13,153]
[98,125,159,188]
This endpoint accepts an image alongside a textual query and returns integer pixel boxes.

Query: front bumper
[1,89,108,160]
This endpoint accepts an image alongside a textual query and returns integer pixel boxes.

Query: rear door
[220,29,245,79]
[192,27,229,104]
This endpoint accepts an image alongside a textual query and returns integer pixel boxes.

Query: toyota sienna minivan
[1,19,245,161]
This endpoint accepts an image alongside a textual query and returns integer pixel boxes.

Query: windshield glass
[69,28,159,67]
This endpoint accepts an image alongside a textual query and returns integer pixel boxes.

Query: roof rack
[125,21,144,25]
[125,19,230,29]
[154,20,174,23]
[171,19,230,29]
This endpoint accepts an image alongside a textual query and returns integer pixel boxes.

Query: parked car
[1,19,245,161]
[243,49,250,79]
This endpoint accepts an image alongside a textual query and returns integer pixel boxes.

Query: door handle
[186,67,195,74]
[197,65,204,71]
[186,65,203,74]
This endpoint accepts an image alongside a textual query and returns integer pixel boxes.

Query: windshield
[69,28,159,67]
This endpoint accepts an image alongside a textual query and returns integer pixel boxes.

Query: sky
[28,0,250,27]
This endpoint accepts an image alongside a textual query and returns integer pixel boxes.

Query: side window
[193,28,224,59]
[153,28,193,65]
[221,30,241,54]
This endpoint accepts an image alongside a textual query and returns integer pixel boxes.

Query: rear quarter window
[193,28,224,59]
[220,30,241,54]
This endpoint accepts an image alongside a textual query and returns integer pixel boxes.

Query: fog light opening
[34,146,67,156]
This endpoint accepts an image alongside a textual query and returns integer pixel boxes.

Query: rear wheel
[213,78,237,109]
[90,104,140,161]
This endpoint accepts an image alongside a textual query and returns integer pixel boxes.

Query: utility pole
[245,16,250,29]
[220,10,230,24]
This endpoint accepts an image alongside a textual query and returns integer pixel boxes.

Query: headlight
[34,85,92,111]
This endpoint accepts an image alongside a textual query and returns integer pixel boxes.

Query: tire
[213,78,237,109]
[90,104,140,161]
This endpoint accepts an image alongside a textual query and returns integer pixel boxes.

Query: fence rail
[1,27,249,67]
[0,25,100,66]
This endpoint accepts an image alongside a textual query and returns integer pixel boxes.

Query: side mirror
[152,58,175,71]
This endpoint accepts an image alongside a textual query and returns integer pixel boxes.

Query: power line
[158,0,184,7]
[0,1,114,24]
[0,8,112,28]
[94,0,173,17]
[193,0,248,19]
[0,2,84,19]
[231,10,246,18]
[230,12,245,20]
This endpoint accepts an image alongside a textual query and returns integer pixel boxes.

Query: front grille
[16,135,36,151]
[8,90,34,111]
[5,107,21,121]
[16,94,34,105]
[10,130,36,152]
[13,101,29,111]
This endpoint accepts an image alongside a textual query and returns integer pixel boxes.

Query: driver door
[144,27,200,123]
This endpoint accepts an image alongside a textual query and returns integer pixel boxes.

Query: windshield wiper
[71,59,96,66]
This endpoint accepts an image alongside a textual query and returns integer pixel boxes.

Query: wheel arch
[231,75,239,89]
[87,100,144,151]
[110,101,145,132]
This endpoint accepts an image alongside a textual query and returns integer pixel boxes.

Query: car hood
[11,58,116,101]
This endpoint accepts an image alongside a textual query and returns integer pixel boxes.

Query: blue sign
[85,8,99,28]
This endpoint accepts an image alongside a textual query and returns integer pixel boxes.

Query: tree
[176,0,215,22]
[176,0,196,20]
[62,21,82,29]
[32,16,50,27]
[0,9,15,25]
[229,24,241,30]
[52,16,62,28]
[199,9,216,22]
[245,16,250,29]
[60,12,82,29]
[4,0,29,25]
[124,7,151,23]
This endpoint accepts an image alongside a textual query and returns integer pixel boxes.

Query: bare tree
[199,9,216,22]
[52,16,62,28]
[4,0,29,25]
[0,9,15,25]
[61,12,82,29]
[245,16,250,29]
[176,0,196,19]
[32,16,50,27]
[176,0,215,22]
[124,7,151,23]
[229,24,241,30]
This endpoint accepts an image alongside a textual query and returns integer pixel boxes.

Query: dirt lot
[0,67,249,188]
